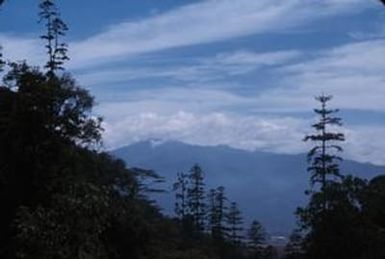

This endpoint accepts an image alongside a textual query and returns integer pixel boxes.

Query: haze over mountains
[112,140,385,234]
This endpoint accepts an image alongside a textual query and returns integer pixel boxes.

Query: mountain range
[112,140,385,235]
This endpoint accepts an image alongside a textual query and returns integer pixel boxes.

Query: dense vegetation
[0,1,384,259]
[286,96,385,259]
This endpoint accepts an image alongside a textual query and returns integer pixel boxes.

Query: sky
[1,0,385,165]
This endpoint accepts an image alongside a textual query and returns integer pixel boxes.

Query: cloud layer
[101,109,385,165]
[102,110,307,153]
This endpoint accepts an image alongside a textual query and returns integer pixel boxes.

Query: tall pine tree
[207,186,227,241]
[187,164,206,232]
[173,171,189,220]
[304,94,344,194]
[0,46,4,72]
[247,220,265,247]
[226,202,244,246]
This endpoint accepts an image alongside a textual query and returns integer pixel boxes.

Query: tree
[284,230,304,259]
[247,220,266,258]
[226,202,244,246]
[173,172,189,220]
[0,1,108,256]
[359,175,385,258]
[130,167,165,204]
[0,62,108,258]
[297,176,371,259]
[297,96,376,258]
[207,186,227,241]
[39,0,69,73]
[0,46,4,72]
[303,94,344,208]
[296,96,376,259]
[362,175,385,230]
[187,164,206,232]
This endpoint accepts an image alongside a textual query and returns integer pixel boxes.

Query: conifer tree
[247,220,265,247]
[296,95,370,259]
[173,172,189,220]
[0,50,5,72]
[0,47,4,72]
[285,230,304,259]
[207,186,227,240]
[304,94,344,193]
[226,202,244,246]
[39,0,69,73]
[187,164,206,232]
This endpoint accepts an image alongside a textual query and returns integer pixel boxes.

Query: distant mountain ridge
[112,140,385,235]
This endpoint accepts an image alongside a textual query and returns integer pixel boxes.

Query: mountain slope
[112,140,385,234]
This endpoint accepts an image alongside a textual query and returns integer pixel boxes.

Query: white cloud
[0,34,43,65]
[246,39,385,113]
[76,50,301,86]
[68,0,369,68]
[102,110,307,154]
[101,108,385,165]
[1,0,370,69]
[344,126,385,165]
[77,38,385,118]
[93,37,385,164]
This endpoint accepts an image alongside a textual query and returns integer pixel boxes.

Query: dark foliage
[297,95,385,259]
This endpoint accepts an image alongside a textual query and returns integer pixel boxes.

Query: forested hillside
[113,140,385,234]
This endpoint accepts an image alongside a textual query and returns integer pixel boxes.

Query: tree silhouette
[304,94,344,197]
[174,171,189,220]
[187,164,206,232]
[285,229,304,259]
[39,0,69,73]
[247,220,266,258]
[207,186,227,241]
[247,220,265,248]
[295,95,385,259]
[226,202,244,246]
[0,62,105,258]
[0,47,4,72]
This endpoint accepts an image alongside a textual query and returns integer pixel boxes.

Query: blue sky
[2,0,385,164]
